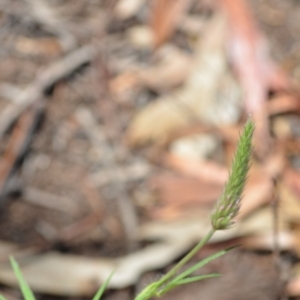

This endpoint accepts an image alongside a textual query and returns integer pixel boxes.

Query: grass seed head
[211,119,255,230]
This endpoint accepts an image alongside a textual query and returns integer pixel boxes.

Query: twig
[24,0,77,52]
[0,103,43,205]
[272,179,288,300]
[0,83,23,101]
[0,44,96,140]
[272,180,280,267]
[23,187,80,216]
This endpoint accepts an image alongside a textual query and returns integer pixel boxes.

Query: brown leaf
[163,153,228,185]
[218,0,291,158]
[127,15,241,146]
[110,46,191,101]
[150,174,221,203]
[219,0,287,113]
[148,173,222,220]
[267,93,300,115]
[15,37,62,57]
[150,0,192,47]
[137,47,191,91]
[238,167,273,219]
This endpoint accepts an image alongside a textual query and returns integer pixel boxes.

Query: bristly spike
[211,119,255,230]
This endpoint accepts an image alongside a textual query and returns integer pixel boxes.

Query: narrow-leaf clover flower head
[211,119,255,230]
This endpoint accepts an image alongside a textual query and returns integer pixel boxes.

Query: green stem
[156,228,215,289]
[134,229,216,300]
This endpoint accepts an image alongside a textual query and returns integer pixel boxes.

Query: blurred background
[0,0,300,299]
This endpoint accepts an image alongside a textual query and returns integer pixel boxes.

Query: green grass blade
[0,294,8,300]
[9,257,36,300]
[92,272,114,300]
[158,274,220,296]
[169,246,235,285]
[174,273,220,285]
[135,281,161,300]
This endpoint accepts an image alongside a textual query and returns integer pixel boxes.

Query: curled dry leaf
[137,46,192,92]
[148,174,222,220]
[163,153,228,185]
[219,0,287,113]
[127,15,242,146]
[110,46,192,102]
[150,174,222,205]
[163,154,276,221]
[267,93,300,115]
[218,0,290,158]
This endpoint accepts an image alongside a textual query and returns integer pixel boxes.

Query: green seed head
[211,119,255,230]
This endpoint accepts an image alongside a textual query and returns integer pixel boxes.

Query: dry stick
[0,46,96,202]
[24,0,77,52]
[272,180,280,268]
[0,112,33,191]
[24,187,79,216]
[0,103,43,206]
[272,180,288,300]
[0,44,96,141]
[0,83,23,101]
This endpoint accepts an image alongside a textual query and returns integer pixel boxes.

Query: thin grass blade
[92,272,114,300]
[0,294,8,300]
[10,257,36,300]
[158,273,220,296]
[169,246,235,285]
[174,273,220,285]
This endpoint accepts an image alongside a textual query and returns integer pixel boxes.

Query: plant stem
[156,228,216,289]
[134,229,216,300]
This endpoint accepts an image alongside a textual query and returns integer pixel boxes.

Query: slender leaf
[169,246,236,285]
[0,294,8,300]
[175,273,220,285]
[158,273,220,296]
[135,281,161,300]
[10,257,36,300]
[156,283,177,296]
[92,272,114,300]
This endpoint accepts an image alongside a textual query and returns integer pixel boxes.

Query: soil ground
[0,1,299,300]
